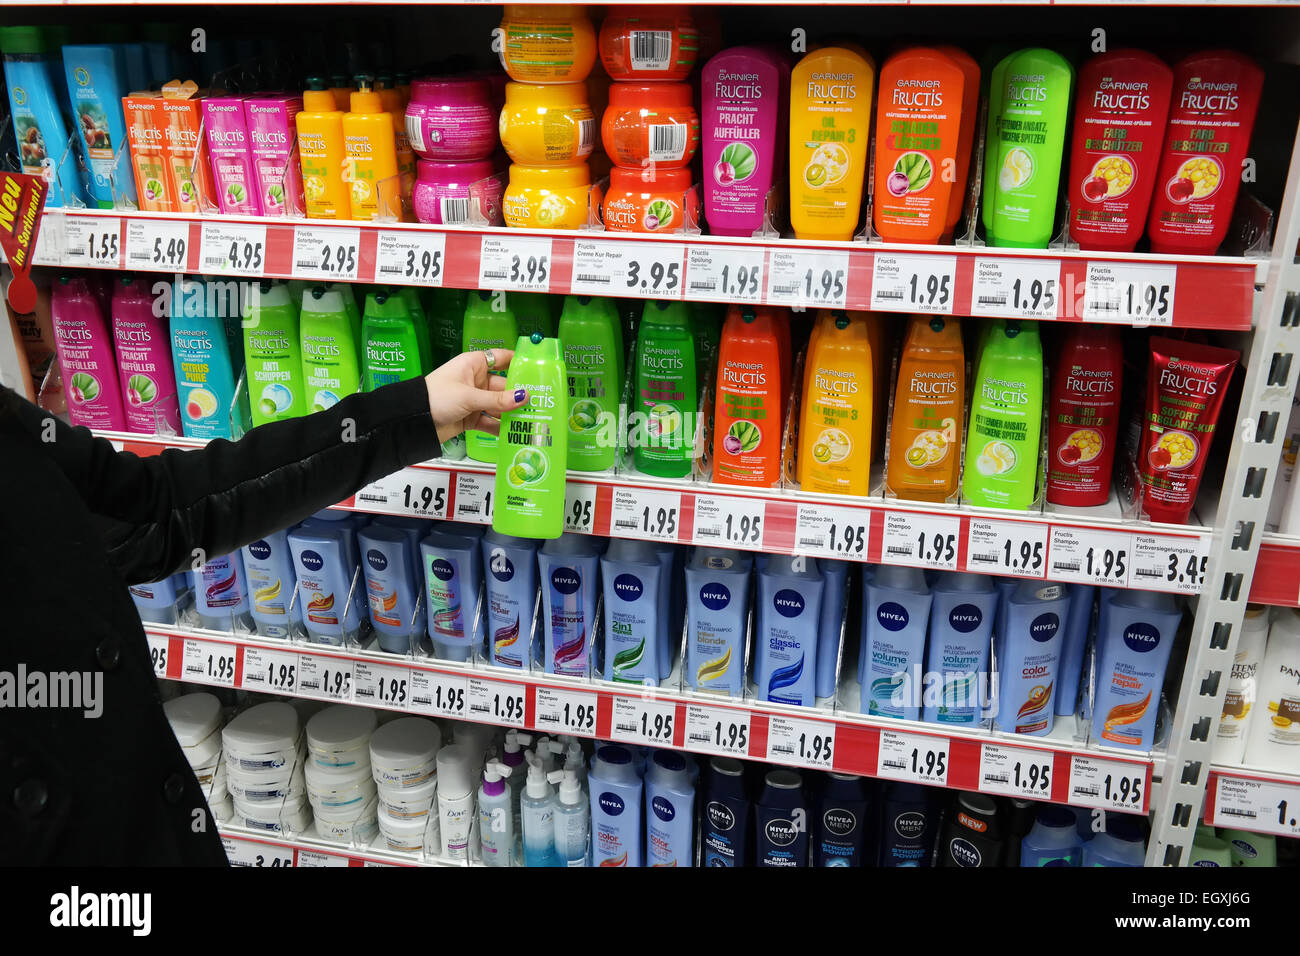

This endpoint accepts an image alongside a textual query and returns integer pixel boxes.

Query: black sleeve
[3,377,441,584]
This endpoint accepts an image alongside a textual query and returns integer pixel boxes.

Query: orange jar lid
[606,81,694,111]
[608,166,693,193]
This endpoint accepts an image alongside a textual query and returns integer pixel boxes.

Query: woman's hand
[425,349,527,443]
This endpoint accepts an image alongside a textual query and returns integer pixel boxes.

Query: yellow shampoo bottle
[296,78,349,220]
[377,76,416,211]
[790,48,875,241]
[343,75,402,222]
[797,310,874,496]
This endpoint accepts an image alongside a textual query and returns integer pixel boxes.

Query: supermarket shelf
[149,621,1159,816]
[32,207,1259,330]
[106,430,1215,596]
[1203,766,1300,840]
[1248,535,1300,606]
[220,823,458,868]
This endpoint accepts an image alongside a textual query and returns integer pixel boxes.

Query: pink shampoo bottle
[51,275,126,430]
[111,276,181,435]
[203,96,261,216]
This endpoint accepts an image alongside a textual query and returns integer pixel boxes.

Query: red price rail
[220,825,460,868]
[1203,767,1300,839]
[37,208,1257,330]
[1248,536,1300,606]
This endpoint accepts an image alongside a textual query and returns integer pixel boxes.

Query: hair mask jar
[413,159,503,225]
[603,166,697,232]
[500,82,596,166]
[598,6,701,81]
[405,78,497,161]
[602,82,699,169]
[503,162,591,229]
[499,4,597,83]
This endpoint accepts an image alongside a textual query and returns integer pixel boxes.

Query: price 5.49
[153,236,186,266]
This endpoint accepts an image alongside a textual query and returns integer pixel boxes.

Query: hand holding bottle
[424,348,527,443]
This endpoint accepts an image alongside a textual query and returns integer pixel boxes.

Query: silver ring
[483,349,496,370]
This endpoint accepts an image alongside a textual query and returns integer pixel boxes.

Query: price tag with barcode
[1082,261,1176,326]
[32,217,63,266]
[478,235,551,292]
[200,222,267,277]
[467,677,527,726]
[354,467,450,520]
[766,249,849,309]
[146,633,171,678]
[871,253,955,313]
[453,471,494,524]
[793,503,869,560]
[571,239,683,298]
[1212,775,1300,837]
[610,695,677,746]
[880,511,959,570]
[766,715,835,770]
[62,215,121,268]
[409,669,468,718]
[241,647,299,694]
[374,230,445,286]
[684,244,764,303]
[182,638,237,686]
[692,494,764,548]
[297,653,353,702]
[979,743,1053,799]
[970,257,1060,320]
[684,704,752,757]
[1048,526,1132,587]
[125,218,189,270]
[296,850,351,867]
[1068,755,1148,813]
[223,837,295,867]
[1129,533,1209,595]
[354,661,411,709]
[533,686,598,736]
[610,487,680,542]
[291,225,360,281]
[564,483,598,534]
[965,519,1047,578]
[877,729,950,785]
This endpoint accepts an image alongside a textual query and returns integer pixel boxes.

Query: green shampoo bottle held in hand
[633,299,698,478]
[243,281,307,426]
[299,285,362,411]
[362,289,425,391]
[463,290,519,463]
[963,319,1044,510]
[494,333,569,539]
[559,295,624,472]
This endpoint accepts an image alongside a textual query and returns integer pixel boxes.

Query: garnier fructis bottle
[343,74,402,221]
[396,286,434,373]
[789,46,875,241]
[296,77,348,219]
[797,310,874,496]
[361,289,424,391]
[1066,50,1173,253]
[243,281,307,426]
[493,332,568,540]
[873,48,966,244]
[982,48,1074,248]
[463,290,519,463]
[633,299,697,478]
[1046,325,1122,507]
[558,294,623,472]
[376,74,416,208]
[713,305,783,487]
[510,291,559,340]
[886,315,964,503]
[935,45,980,241]
[962,319,1043,510]
[299,285,362,411]
[1146,51,1264,256]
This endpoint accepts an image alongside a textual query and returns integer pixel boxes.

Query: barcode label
[977,294,1007,307]
[440,197,469,224]
[578,118,595,153]
[630,30,673,71]
[649,123,688,162]
[574,273,610,285]
[405,114,425,154]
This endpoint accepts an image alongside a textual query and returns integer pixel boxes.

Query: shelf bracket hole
[1231,521,1254,550]
[1257,410,1278,444]
[1268,352,1292,388]
[1202,669,1222,698]
[1211,621,1232,651]
[1190,715,1212,742]
[1219,573,1242,601]
[1180,762,1202,787]
[1243,467,1266,499]
[1162,844,1183,867]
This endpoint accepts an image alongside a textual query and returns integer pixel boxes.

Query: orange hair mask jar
[598,6,700,81]
[601,82,699,169]
[603,166,697,232]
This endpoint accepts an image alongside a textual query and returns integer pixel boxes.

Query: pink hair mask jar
[405,78,497,161]
[412,159,504,225]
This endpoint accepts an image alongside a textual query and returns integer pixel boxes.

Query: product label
[689,576,744,695]
[605,571,655,683]
[564,342,617,466]
[1005,610,1060,735]
[716,357,773,485]
[757,806,808,867]
[891,356,962,496]
[703,798,743,866]
[547,565,590,675]
[593,790,633,866]
[804,362,868,494]
[816,805,863,867]
[705,67,769,226]
[113,314,179,434]
[1098,620,1161,746]
[498,379,558,525]
[967,361,1037,508]
[989,71,1060,230]
[485,548,527,668]
[1047,357,1118,501]
[794,64,868,235]
[867,602,918,719]
[762,587,813,706]
[875,71,957,239]
[425,553,465,641]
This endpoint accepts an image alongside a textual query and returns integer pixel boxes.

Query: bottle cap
[764,769,802,790]
[558,769,583,805]
[531,331,544,344]
[482,760,509,796]
[436,744,475,799]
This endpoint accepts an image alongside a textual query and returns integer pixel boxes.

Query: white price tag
[354,467,450,520]
[62,215,121,268]
[374,230,445,286]
[871,253,955,313]
[296,653,354,702]
[199,222,267,276]
[683,703,752,757]
[877,729,950,785]
[570,239,683,298]
[241,647,299,694]
[467,677,527,726]
[691,494,765,548]
[609,487,680,542]
[684,244,764,303]
[1212,775,1300,837]
[1048,526,1132,587]
[765,249,849,309]
[478,235,552,292]
[610,695,677,746]
[533,686,599,736]
[409,669,468,718]
[354,660,411,709]
[32,217,63,266]
[792,503,869,560]
[1082,261,1176,327]
[1067,754,1148,813]
[970,257,1060,320]
[182,638,237,686]
[563,483,598,534]
[965,519,1047,578]
[766,715,836,770]
[1129,533,1209,595]
[146,633,171,678]
[296,850,351,867]
[453,471,494,524]
[125,218,189,270]
[223,837,295,867]
[880,511,959,570]
[979,743,1054,799]
[291,225,360,281]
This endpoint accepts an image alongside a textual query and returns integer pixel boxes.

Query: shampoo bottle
[923,572,997,725]
[509,292,559,340]
[935,45,981,241]
[420,525,486,663]
[462,291,519,463]
[288,526,363,645]
[169,277,241,440]
[938,792,1005,868]
[589,745,644,867]
[558,295,624,472]
[1224,829,1277,868]
[1081,816,1146,867]
[521,762,563,867]
[300,285,362,410]
[1020,806,1082,866]
[1213,604,1271,765]
[632,300,698,478]
[343,74,402,221]
[600,539,663,684]
[997,582,1071,737]
[814,772,870,867]
[862,564,933,720]
[0,27,82,207]
[886,315,965,502]
[877,782,937,867]
[537,534,601,676]
[755,769,808,867]
[1046,325,1122,507]
[1092,590,1181,749]
[963,320,1044,511]
[193,553,253,633]
[645,750,695,867]
[815,560,849,700]
[51,275,125,430]
[478,760,514,867]
[60,44,135,207]
[111,276,181,435]
[362,289,425,391]
[1056,584,1096,718]
[797,311,874,496]
[685,548,752,696]
[357,525,423,653]
[702,756,750,867]
[1243,607,1300,771]
[494,333,569,540]
[757,555,824,707]
[554,769,590,866]
[128,574,185,626]
[713,305,784,487]
[243,281,306,427]
[241,528,303,639]
[296,77,349,220]
[482,530,540,670]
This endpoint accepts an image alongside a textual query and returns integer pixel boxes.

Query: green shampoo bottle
[963,319,1044,510]
[633,299,698,478]
[397,286,434,374]
[362,290,425,391]
[243,281,307,426]
[300,285,362,411]
[493,332,569,539]
[510,291,559,339]
[463,290,519,463]
[558,295,624,472]
[424,287,468,366]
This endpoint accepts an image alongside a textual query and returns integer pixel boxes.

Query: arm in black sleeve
[4,377,441,584]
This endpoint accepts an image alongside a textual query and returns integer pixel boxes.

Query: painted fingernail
[514,389,528,404]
